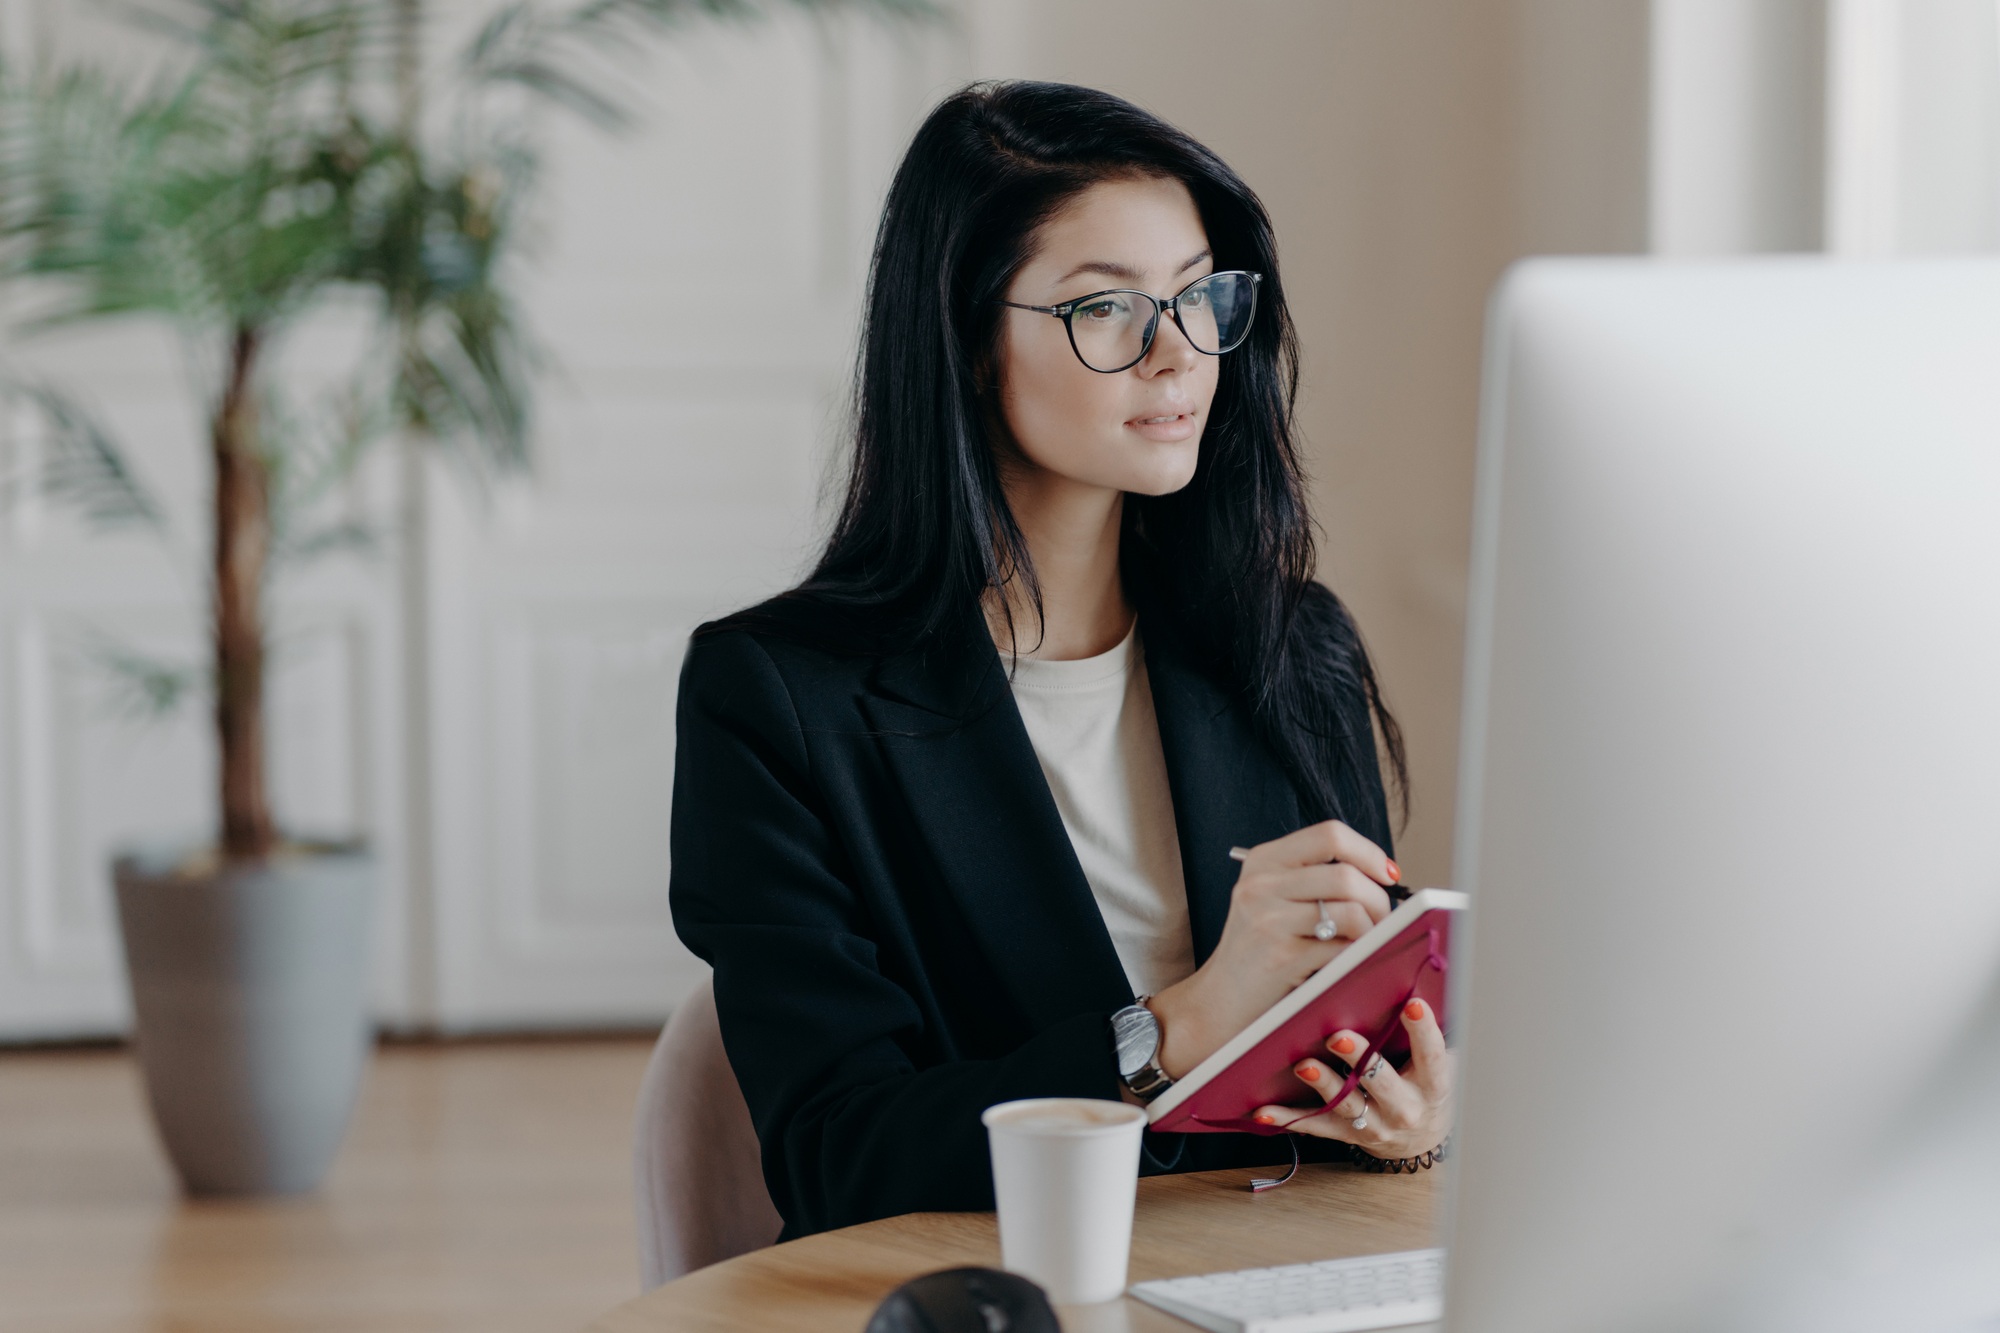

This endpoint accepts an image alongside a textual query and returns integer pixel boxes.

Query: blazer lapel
[1141,615,1304,966]
[861,608,1135,1030]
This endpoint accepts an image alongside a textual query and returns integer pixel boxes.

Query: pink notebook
[1146,888,1467,1134]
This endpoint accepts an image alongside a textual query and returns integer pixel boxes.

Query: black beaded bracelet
[1350,1135,1449,1174]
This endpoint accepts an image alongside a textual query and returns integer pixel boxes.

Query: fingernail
[1331,1035,1357,1056]
[1385,859,1401,883]
[1254,1112,1277,1126]
[1404,999,1427,1021]
[1227,846,1251,862]
[1296,1063,1320,1082]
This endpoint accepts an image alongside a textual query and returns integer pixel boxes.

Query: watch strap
[1123,1059,1174,1101]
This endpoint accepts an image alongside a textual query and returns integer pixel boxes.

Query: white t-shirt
[1005,620,1196,999]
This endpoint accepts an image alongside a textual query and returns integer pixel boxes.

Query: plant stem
[213,324,276,861]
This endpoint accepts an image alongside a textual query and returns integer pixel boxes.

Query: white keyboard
[1128,1247,1445,1333]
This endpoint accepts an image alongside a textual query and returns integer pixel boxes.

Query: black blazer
[668,590,1393,1240]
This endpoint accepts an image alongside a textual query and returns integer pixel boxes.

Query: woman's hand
[1252,998,1453,1159]
[1145,820,1398,1079]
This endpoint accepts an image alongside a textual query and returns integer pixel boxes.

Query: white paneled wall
[1873,0,2000,251]
[0,2,966,1037]
[1650,0,1826,254]
[1820,0,2000,253]
[1651,0,2000,256]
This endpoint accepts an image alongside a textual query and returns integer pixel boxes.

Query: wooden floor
[0,1036,655,1333]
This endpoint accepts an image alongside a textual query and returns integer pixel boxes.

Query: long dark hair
[704,80,1405,829]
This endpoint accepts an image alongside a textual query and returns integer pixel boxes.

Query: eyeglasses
[1001,270,1263,374]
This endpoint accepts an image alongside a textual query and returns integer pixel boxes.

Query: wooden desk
[587,1164,1440,1333]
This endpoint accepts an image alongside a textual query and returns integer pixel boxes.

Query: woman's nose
[1138,317,1201,376]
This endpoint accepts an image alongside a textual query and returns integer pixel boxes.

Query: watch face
[1112,1005,1159,1078]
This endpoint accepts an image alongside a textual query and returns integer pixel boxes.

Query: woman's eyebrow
[1053,248,1214,287]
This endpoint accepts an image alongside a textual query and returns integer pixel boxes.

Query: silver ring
[1314,900,1338,942]
[1362,1056,1386,1080]
[1350,1095,1369,1132]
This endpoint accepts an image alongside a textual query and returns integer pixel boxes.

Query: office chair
[632,973,783,1289]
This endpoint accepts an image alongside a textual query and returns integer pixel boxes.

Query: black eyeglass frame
[999,270,1264,374]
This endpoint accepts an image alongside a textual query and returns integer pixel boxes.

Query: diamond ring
[1314,900,1338,942]
[1351,1095,1369,1132]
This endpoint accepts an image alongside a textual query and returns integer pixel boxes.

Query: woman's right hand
[1145,820,1399,1080]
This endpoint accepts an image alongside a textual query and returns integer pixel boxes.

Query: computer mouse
[863,1266,1063,1333]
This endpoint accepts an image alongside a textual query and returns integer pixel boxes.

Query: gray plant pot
[113,843,375,1196]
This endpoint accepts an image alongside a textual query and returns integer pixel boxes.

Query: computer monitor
[1442,258,2000,1333]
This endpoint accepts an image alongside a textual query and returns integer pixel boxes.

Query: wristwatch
[1111,1000,1174,1102]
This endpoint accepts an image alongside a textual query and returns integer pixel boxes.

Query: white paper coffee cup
[982,1096,1147,1304]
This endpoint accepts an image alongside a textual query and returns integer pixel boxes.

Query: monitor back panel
[1446,258,2000,1333]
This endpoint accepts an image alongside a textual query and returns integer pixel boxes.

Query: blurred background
[2,0,1998,1328]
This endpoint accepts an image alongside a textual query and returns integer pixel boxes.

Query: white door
[417,15,963,1028]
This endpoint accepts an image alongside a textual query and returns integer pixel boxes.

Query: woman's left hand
[1250,997,1452,1160]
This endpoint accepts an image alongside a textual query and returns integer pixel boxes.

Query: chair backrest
[632,973,783,1289]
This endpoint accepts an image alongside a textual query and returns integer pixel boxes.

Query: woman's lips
[1126,410,1200,442]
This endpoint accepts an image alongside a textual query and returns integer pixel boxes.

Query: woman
[669,81,1452,1240]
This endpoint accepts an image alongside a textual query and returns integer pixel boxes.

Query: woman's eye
[1077,300,1123,322]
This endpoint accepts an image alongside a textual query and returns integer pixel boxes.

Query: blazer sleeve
[668,629,1126,1237]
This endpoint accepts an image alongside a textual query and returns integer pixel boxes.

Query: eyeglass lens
[1068,271,1257,372]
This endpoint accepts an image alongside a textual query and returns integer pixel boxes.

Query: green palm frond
[0,67,216,323]
[459,4,635,131]
[330,132,540,474]
[262,376,392,564]
[65,620,204,720]
[265,377,387,504]
[112,1,394,100]
[74,629,205,722]
[275,516,381,562]
[0,4,408,331]
[400,278,536,473]
[0,380,168,534]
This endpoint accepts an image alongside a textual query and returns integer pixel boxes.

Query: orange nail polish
[1386,859,1401,883]
[1254,1113,1277,1126]
[1331,1035,1357,1056]
[1297,1063,1320,1082]
[1404,1000,1426,1021]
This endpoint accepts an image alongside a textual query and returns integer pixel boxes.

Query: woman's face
[993,175,1218,498]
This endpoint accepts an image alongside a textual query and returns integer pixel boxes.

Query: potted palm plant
[0,0,922,1195]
